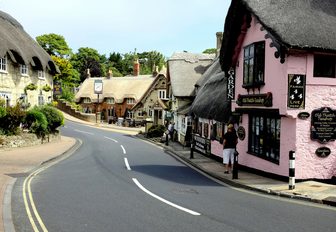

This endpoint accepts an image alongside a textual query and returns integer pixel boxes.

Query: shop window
[204,123,209,138]
[243,41,265,88]
[248,115,281,164]
[216,122,223,142]
[197,122,203,136]
[313,55,335,78]
[0,56,7,72]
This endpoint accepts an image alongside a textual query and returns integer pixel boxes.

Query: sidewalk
[137,135,336,207]
[0,136,77,232]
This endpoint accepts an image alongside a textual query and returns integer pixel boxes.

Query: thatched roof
[75,75,155,103]
[0,10,58,73]
[220,0,336,71]
[167,52,215,97]
[190,59,231,122]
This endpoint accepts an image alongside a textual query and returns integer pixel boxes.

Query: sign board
[315,147,331,158]
[53,81,62,95]
[94,79,103,94]
[236,93,273,107]
[227,69,235,100]
[298,112,310,120]
[288,74,306,109]
[193,134,211,156]
[311,107,336,143]
[237,126,246,141]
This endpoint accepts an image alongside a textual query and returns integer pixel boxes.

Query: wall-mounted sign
[288,74,306,109]
[237,126,246,141]
[53,81,62,95]
[227,68,235,100]
[298,112,310,120]
[315,147,331,158]
[236,92,272,107]
[192,134,211,156]
[94,79,103,94]
[311,107,336,143]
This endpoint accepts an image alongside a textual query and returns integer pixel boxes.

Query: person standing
[168,122,174,141]
[223,124,238,174]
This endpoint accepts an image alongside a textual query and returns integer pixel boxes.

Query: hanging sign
[236,92,272,107]
[311,107,336,143]
[288,74,306,109]
[94,79,103,94]
[227,68,235,100]
[237,126,246,141]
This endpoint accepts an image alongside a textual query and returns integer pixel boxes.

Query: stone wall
[56,99,98,122]
[0,133,60,150]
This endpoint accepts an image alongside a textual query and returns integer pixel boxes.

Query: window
[158,90,167,99]
[216,122,223,141]
[148,109,153,117]
[38,95,44,106]
[249,114,281,164]
[138,110,144,117]
[204,123,209,138]
[0,56,7,72]
[127,111,134,119]
[126,98,135,104]
[314,55,335,78]
[20,65,28,75]
[243,41,265,87]
[106,98,114,104]
[38,70,45,79]
[83,98,91,103]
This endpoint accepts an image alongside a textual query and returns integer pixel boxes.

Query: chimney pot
[86,69,91,78]
[133,58,140,76]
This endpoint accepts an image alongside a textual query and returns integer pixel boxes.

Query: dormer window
[38,70,45,79]
[20,64,28,75]
[158,90,167,99]
[0,56,7,72]
[83,97,91,103]
[126,98,135,104]
[243,41,265,88]
[106,97,114,104]
[314,55,335,78]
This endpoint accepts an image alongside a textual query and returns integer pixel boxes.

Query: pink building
[192,0,336,180]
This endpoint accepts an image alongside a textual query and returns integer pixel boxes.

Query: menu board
[288,74,305,109]
[311,107,336,143]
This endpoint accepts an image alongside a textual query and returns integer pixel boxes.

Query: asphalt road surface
[11,120,336,232]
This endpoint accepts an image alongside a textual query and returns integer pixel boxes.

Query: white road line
[120,145,126,154]
[104,136,118,143]
[74,129,94,135]
[132,178,201,216]
[124,158,131,170]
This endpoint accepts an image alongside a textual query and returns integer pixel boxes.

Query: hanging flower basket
[42,84,52,92]
[24,83,38,93]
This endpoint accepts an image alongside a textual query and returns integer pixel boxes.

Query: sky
[0,0,230,58]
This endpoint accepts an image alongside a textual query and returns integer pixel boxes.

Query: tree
[70,47,103,82]
[203,48,217,54]
[51,56,80,87]
[36,33,72,58]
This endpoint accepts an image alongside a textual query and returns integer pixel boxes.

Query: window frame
[38,70,45,79]
[243,41,265,88]
[158,89,167,99]
[105,97,114,104]
[313,54,336,78]
[126,98,135,104]
[248,114,281,164]
[20,64,29,75]
[83,97,91,103]
[0,56,7,72]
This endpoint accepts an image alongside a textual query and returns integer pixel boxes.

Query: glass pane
[244,60,249,84]
[249,58,254,84]
[249,44,254,56]
[244,48,249,58]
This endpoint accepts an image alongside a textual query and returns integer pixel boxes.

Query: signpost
[94,79,103,123]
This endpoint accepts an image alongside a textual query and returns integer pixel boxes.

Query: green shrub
[38,105,64,133]
[25,108,48,138]
[147,124,165,138]
[0,104,26,135]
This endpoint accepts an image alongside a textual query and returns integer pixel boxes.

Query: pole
[190,135,194,159]
[232,150,239,179]
[289,150,295,190]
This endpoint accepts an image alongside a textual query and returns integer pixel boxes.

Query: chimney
[133,58,140,76]
[107,69,113,79]
[86,69,91,78]
[152,64,159,77]
[216,32,223,57]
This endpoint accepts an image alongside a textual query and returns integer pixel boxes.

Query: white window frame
[20,64,29,75]
[106,97,114,104]
[0,56,7,72]
[83,97,91,103]
[38,95,44,106]
[158,90,167,99]
[38,70,45,79]
[126,98,135,104]
[127,111,134,119]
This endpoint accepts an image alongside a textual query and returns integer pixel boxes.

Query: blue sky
[1,0,230,57]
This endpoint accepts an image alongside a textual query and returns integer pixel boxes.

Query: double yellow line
[23,165,49,232]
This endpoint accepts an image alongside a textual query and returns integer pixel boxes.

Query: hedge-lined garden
[0,100,64,142]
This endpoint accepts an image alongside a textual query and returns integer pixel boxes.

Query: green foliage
[38,106,64,133]
[0,98,5,107]
[25,108,48,138]
[42,84,52,92]
[203,48,217,54]
[24,83,38,92]
[60,85,75,102]
[36,33,72,57]
[147,124,166,138]
[0,104,26,135]
[51,56,80,87]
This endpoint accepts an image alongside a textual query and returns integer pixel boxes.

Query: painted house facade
[0,11,58,108]
[167,52,215,144]
[131,73,168,125]
[215,0,336,180]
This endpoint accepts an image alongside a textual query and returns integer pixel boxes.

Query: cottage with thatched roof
[0,10,58,107]
[167,52,214,144]
[214,0,336,180]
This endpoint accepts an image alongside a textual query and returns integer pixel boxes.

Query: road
[11,120,336,232]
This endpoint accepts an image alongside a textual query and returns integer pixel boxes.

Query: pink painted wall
[232,16,336,179]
